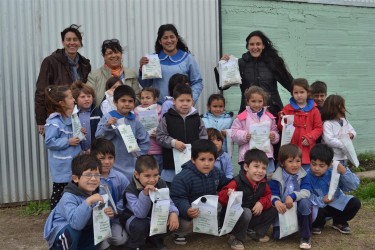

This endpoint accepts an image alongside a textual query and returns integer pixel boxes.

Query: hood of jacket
[63,181,98,198]
[289,97,316,112]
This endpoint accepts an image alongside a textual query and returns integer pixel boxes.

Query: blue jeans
[52,224,95,250]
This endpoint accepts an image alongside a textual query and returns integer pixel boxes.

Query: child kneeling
[44,155,113,249]
[307,144,361,235]
[219,149,277,250]
[122,155,179,250]
[269,144,313,250]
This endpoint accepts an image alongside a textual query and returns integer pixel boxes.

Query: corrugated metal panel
[0,0,219,204]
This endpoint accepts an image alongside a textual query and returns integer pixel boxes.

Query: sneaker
[332,224,352,234]
[247,230,269,243]
[299,238,312,249]
[228,235,244,250]
[173,234,187,245]
[312,227,322,235]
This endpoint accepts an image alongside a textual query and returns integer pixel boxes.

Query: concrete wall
[221,0,375,153]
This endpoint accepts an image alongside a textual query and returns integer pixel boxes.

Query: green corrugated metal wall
[221,0,375,156]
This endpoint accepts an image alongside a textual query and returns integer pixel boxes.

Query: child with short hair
[207,128,234,179]
[123,155,179,250]
[71,81,102,152]
[134,87,163,172]
[202,93,233,152]
[231,86,279,175]
[101,77,123,115]
[91,138,130,249]
[310,80,327,113]
[321,95,356,166]
[161,73,189,115]
[307,144,361,235]
[44,85,82,209]
[278,78,323,170]
[156,84,207,183]
[44,154,114,249]
[96,85,149,181]
[269,144,312,250]
[170,139,230,245]
[219,149,278,250]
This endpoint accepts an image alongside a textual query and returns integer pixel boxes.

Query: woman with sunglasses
[88,39,141,106]
[35,24,91,135]
[139,24,203,104]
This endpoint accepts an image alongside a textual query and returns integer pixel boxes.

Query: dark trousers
[51,224,95,250]
[50,182,68,210]
[231,207,278,242]
[313,197,361,228]
[126,217,166,248]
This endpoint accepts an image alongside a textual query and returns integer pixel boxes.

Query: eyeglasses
[80,173,101,179]
[102,39,120,46]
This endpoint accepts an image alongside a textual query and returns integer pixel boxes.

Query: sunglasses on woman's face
[102,39,119,46]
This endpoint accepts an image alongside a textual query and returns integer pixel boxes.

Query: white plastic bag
[278,202,298,238]
[93,194,112,245]
[113,119,141,153]
[192,195,219,236]
[71,105,86,141]
[249,121,271,153]
[137,109,159,135]
[328,161,341,200]
[339,134,359,167]
[219,191,243,236]
[172,144,191,175]
[149,188,170,236]
[142,54,162,79]
[218,56,241,88]
[225,129,234,158]
[280,115,295,146]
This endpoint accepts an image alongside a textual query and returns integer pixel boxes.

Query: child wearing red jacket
[278,78,322,170]
[219,149,277,250]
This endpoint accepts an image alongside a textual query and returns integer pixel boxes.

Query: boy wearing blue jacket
[123,155,179,250]
[44,154,114,249]
[307,144,361,235]
[170,139,230,245]
[96,85,149,181]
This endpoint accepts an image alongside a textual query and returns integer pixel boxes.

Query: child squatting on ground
[307,144,361,235]
[44,154,114,249]
[218,149,278,250]
[170,139,230,245]
[122,155,179,250]
[269,144,313,249]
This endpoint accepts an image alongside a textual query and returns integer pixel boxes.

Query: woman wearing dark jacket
[222,30,293,118]
[34,24,91,135]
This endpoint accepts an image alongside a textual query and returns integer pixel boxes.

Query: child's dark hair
[141,87,160,99]
[310,144,334,165]
[114,85,136,102]
[135,155,159,173]
[244,149,269,166]
[70,81,95,101]
[207,128,224,142]
[310,80,327,95]
[105,77,123,91]
[61,24,83,46]
[207,93,226,107]
[72,154,102,176]
[168,73,189,96]
[173,84,192,99]
[91,138,115,158]
[292,78,310,94]
[244,86,269,104]
[321,94,347,121]
[44,85,71,117]
[191,139,218,160]
[101,39,123,56]
[278,144,302,167]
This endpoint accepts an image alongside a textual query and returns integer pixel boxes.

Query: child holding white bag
[231,86,279,174]
[321,94,356,166]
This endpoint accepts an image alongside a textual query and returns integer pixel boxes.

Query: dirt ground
[1,204,374,250]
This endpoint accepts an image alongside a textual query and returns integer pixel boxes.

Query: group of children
[43,75,361,250]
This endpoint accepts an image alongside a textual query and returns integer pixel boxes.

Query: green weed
[358,151,375,161]
[352,178,375,201]
[21,200,50,216]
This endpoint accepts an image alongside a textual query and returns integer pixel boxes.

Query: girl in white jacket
[321,95,356,166]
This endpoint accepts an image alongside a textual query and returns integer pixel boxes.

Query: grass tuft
[21,200,50,216]
[352,178,375,201]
